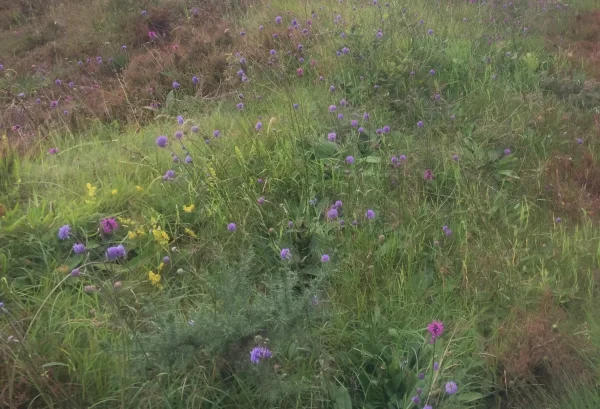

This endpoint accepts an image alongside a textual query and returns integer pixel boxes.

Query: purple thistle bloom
[450,114,456,120]
[329,85,335,92]
[101,218,119,234]
[351,120,359,128]
[257,178,264,184]
[163,170,176,180]
[48,148,59,155]
[173,81,180,89]
[319,76,324,81]
[68,82,74,88]
[337,113,344,120]
[257,196,265,205]
[255,121,263,131]
[420,19,425,25]
[452,154,460,161]
[429,69,436,76]
[326,207,339,220]
[58,225,71,240]
[275,16,282,24]
[141,10,146,15]
[280,248,292,260]
[417,120,424,128]
[327,132,337,142]
[335,200,343,208]
[423,406,432,409]
[423,169,434,180]
[376,128,383,135]
[329,105,337,112]
[365,209,375,220]
[376,30,383,38]
[250,346,272,363]
[213,130,221,137]
[340,99,348,106]
[293,103,299,109]
[288,220,294,228]
[175,130,184,139]
[445,381,458,395]
[391,156,398,165]
[55,79,62,86]
[358,127,365,133]
[259,25,264,30]
[106,245,126,261]
[297,43,303,51]
[177,115,184,125]
[156,135,168,148]
[173,155,179,163]
[363,112,370,121]
[191,125,199,133]
[427,29,434,35]
[227,223,237,232]
[321,254,330,262]
[346,156,355,164]
[191,75,200,85]
[399,154,407,162]
[504,148,511,156]
[50,100,58,108]
[383,125,390,133]
[296,68,304,76]
[73,243,86,254]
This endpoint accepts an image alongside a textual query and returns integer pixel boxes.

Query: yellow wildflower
[152,228,170,246]
[136,186,143,192]
[157,262,165,271]
[86,183,97,198]
[184,228,197,238]
[183,204,195,213]
[111,189,118,195]
[148,271,163,290]
[127,231,137,240]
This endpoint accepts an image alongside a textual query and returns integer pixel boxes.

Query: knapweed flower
[427,29,434,35]
[55,79,62,86]
[293,103,299,110]
[106,245,126,261]
[326,207,339,220]
[101,218,119,234]
[73,243,86,254]
[423,169,434,180]
[327,132,337,142]
[250,346,272,363]
[58,225,71,240]
[329,85,335,92]
[227,223,237,232]
[346,156,355,164]
[376,30,383,38]
[383,125,390,133]
[445,381,458,395]
[48,148,59,155]
[334,200,343,208]
[191,125,199,133]
[296,68,304,76]
[555,217,562,223]
[365,209,375,220]
[337,113,344,120]
[148,31,157,39]
[185,155,192,163]
[236,102,244,110]
[577,138,583,144]
[321,254,330,262]
[427,320,445,341]
[504,148,511,156]
[429,69,436,76]
[172,81,180,89]
[280,248,292,260]
[417,120,424,128]
[70,268,81,277]
[342,47,350,54]
[183,204,195,213]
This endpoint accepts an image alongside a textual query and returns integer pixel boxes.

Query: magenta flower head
[365,209,375,220]
[73,243,86,254]
[280,248,292,260]
[445,381,458,395]
[148,31,157,39]
[376,30,383,38]
[417,120,424,128]
[101,218,119,234]
[321,254,330,262]
[327,132,337,142]
[296,68,304,76]
[427,320,444,341]
[423,169,434,180]
[227,223,236,232]
[106,245,126,261]
[48,148,59,155]
[156,135,168,147]
[250,346,272,363]
[58,225,71,240]
[346,156,355,164]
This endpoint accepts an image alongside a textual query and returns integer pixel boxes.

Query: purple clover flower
[280,248,292,260]
[365,209,375,220]
[346,156,355,164]
[106,245,126,261]
[58,225,71,240]
[250,346,272,363]
[156,135,168,147]
[100,218,119,234]
[327,132,336,142]
[445,381,458,395]
[73,243,86,254]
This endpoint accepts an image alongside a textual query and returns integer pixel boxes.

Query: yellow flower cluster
[85,183,97,204]
[148,271,163,290]
[152,228,170,246]
[119,217,147,240]
[183,204,195,213]
[184,227,197,238]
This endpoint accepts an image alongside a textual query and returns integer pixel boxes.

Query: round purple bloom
[411,396,420,404]
[326,207,339,220]
[172,81,180,89]
[376,30,383,38]
[337,113,344,120]
[70,268,81,277]
[101,218,119,234]
[450,114,456,120]
[73,243,86,254]
[424,406,432,409]
[358,127,365,133]
[55,79,62,86]
[327,132,337,142]
[433,361,439,370]
[58,225,71,240]
[163,256,171,264]
[250,346,272,363]
[288,221,294,228]
[106,245,126,261]
[383,125,390,133]
[236,102,244,110]
[423,169,434,180]
[280,248,292,260]
[184,155,192,163]
[48,148,59,155]
[175,130,184,139]
[452,154,460,161]
[237,69,245,78]
[555,217,562,223]
[191,125,199,133]
[427,29,434,35]
[342,47,349,54]
[329,85,335,92]
[417,120,424,128]
[163,170,176,180]
[429,69,436,76]
[365,209,375,220]
[504,148,511,156]
[141,10,146,15]
[346,156,355,164]
[418,372,425,380]
[275,16,282,24]
[227,223,237,232]
[177,115,184,125]
[213,130,221,137]
[445,381,458,395]
[334,200,343,208]
[351,120,359,128]
[155,135,168,148]
[257,196,265,205]
[239,57,246,65]
[321,254,330,262]
[329,105,337,112]
[255,121,263,131]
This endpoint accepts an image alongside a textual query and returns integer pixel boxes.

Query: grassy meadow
[1,0,600,408]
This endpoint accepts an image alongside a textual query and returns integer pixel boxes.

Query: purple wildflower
[504,148,511,156]
[346,156,355,164]
[156,135,168,147]
[58,225,71,240]
[227,223,237,232]
[255,121,263,131]
[101,218,119,234]
[175,131,183,139]
[106,245,126,261]
[365,209,375,220]
[338,113,344,120]
[383,125,390,133]
[177,115,184,125]
[452,154,459,161]
[445,381,458,395]
[257,196,265,205]
[163,256,171,264]
[275,16,282,24]
[280,248,292,260]
[70,268,81,277]
[250,346,272,363]
[48,148,59,155]
[321,254,330,262]
[163,170,176,180]
[423,169,434,180]
[351,120,359,128]
[417,120,424,128]
[329,105,337,112]
[172,81,180,89]
[73,243,86,254]
[326,207,339,220]
[427,29,434,35]
[327,132,336,142]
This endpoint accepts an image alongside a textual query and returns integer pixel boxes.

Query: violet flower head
[250,346,272,363]
[101,218,119,234]
[227,223,237,232]
[338,113,344,120]
[423,169,434,180]
[172,81,180,89]
[321,254,330,262]
[213,130,221,138]
[346,156,355,164]
[329,85,335,92]
[327,132,337,142]
[417,120,424,128]
[351,120,359,128]
[365,209,375,220]
[329,105,337,112]
[326,207,339,220]
[73,243,86,254]
[163,256,171,264]
[163,170,176,180]
[106,245,126,261]
[255,121,263,131]
[445,381,458,395]
[58,225,71,240]
[452,154,460,161]
[427,29,434,35]
[156,135,168,148]
[504,148,511,156]
[280,248,292,260]
[175,130,184,139]
[334,200,343,208]
[383,125,390,133]
[48,148,59,155]
[177,115,184,125]
[236,102,244,110]
[275,16,282,24]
